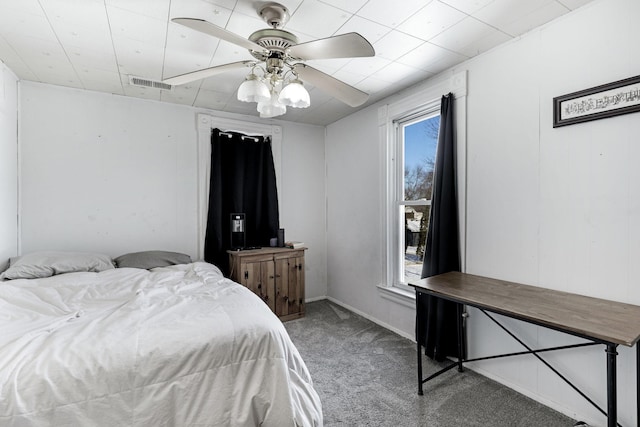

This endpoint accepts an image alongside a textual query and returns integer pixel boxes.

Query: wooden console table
[410,271,640,427]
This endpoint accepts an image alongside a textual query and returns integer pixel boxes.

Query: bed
[0,251,323,426]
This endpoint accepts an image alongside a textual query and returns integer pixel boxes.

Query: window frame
[392,107,441,292]
[377,71,467,305]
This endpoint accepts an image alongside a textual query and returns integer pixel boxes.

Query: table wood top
[410,271,640,347]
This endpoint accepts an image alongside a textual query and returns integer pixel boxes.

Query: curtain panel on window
[204,128,280,275]
[418,93,464,362]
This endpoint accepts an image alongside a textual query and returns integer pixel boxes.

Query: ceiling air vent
[129,76,172,90]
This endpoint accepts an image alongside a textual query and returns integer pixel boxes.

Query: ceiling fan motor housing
[248,28,298,60]
[259,3,290,28]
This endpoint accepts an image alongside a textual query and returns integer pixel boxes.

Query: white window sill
[377,285,416,309]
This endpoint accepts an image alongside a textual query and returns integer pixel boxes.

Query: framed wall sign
[553,75,640,128]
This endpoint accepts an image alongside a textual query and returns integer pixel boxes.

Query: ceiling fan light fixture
[257,92,287,118]
[278,79,310,108]
[237,73,270,103]
[168,7,375,115]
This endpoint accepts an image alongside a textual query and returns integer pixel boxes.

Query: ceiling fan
[163,2,375,118]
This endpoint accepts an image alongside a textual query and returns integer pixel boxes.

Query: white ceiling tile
[67,46,119,73]
[82,79,125,95]
[499,1,569,36]
[107,6,168,46]
[224,10,271,39]
[6,36,69,65]
[199,0,238,10]
[0,35,30,68]
[210,40,255,64]
[287,0,352,38]
[369,61,431,84]
[396,41,468,73]
[357,0,432,28]
[105,0,170,21]
[305,58,352,74]
[162,49,213,80]
[397,1,467,41]
[371,79,408,98]
[76,67,122,89]
[2,60,38,80]
[53,25,114,53]
[331,68,367,86]
[0,9,57,41]
[112,37,164,80]
[0,0,44,15]
[336,15,391,45]
[354,74,392,93]
[339,56,391,76]
[440,0,497,15]
[44,79,85,91]
[169,0,232,24]
[559,0,594,10]
[429,16,511,57]
[373,30,425,61]
[199,68,246,93]
[303,98,353,124]
[163,21,225,78]
[472,0,555,31]
[42,0,110,31]
[318,0,369,14]
[306,87,334,105]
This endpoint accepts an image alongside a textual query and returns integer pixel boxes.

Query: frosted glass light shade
[257,93,287,118]
[278,79,310,108]
[237,74,270,103]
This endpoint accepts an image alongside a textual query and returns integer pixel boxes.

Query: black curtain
[417,93,463,362]
[203,128,280,275]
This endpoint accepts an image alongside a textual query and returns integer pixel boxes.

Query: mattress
[0,261,322,426]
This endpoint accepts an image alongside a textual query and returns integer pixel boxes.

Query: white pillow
[0,251,115,280]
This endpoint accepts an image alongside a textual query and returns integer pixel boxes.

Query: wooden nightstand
[228,247,306,321]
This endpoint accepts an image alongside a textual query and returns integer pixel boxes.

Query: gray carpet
[284,300,580,427]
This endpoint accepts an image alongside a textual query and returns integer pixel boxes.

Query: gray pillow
[114,250,192,269]
[0,251,115,280]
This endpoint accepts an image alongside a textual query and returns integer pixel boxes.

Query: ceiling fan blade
[293,64,369,107]
[172,18,268,55]
[163,61,254,85]
[288,33,374,60]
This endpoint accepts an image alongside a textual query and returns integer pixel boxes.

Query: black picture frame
[553,75,640,128]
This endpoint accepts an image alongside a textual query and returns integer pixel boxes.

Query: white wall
[326,0,640,425]
[278,121,327,299]
[0,62,18,272]
[18,82,327,299]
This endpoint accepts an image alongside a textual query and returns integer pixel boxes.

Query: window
[378,71,466,303]
[196,114,282,260]
[393,109,440,289]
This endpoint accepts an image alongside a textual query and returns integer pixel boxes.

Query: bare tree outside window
[402,115,439,284]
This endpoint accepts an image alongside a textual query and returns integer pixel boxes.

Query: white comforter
[0,262,322,426]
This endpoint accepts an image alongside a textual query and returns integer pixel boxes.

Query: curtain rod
[218,131,266,142]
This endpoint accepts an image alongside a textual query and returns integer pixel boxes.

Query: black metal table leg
[637,344,639,427]
[416,290,424,395]
[417,338,423,395]
[606,344,618,427]
[456,303,465,372]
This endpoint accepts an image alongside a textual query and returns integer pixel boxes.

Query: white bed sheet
[0,262,322,426]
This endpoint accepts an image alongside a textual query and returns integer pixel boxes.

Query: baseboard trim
[325,296,414,341]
